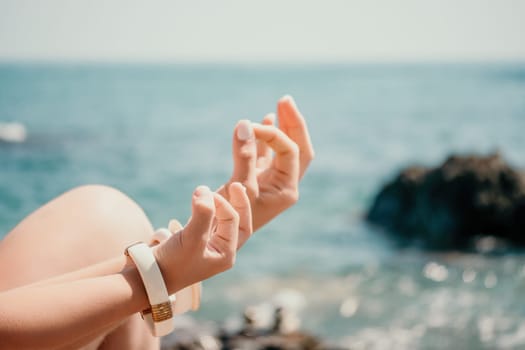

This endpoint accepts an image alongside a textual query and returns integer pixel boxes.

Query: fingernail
[194,185,211,198]
[280,94,292,102]
[264,113,276,124]
[280,95,296,107]
[236,120,253,141]
[231,182,247,193]
[168,219,183,233]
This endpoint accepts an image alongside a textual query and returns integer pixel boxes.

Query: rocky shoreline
[161,304,336,350]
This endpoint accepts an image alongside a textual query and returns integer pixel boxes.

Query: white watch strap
[126,242,174,336]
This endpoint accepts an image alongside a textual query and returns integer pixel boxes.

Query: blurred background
[1,1,524,349]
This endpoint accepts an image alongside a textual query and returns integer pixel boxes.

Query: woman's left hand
[154,183,251,294]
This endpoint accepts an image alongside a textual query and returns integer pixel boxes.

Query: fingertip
[233,120,257,158]
[194,185,211,196]
[278,95,306,131]
[212,191,240,222]
[168,219,183,233]
[236,119,253,141]
[279,94,294,104]
[230,181,247,196]
[186,186,215,245]
[280,94,299,109]
[262,113,276,125]
[193,185,214,212]
[231,120,258,187]
[229,181,246,193]
[228,182,250,209]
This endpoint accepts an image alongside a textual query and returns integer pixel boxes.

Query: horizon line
[1,57,524,66]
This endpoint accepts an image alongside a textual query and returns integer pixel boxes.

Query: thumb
[231,120,258,197]
[184,186,215,246]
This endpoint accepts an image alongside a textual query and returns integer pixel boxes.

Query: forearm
[30,255,130,288]
[0,267,148,350]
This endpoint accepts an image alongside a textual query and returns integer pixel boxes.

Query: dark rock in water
[367,153,525,249]
[221,330,324,350]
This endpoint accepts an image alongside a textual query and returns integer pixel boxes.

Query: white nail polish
[265,113,276,124]
[194,185,211,197]
[236,120,253,141]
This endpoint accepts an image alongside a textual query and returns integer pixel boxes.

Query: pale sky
[0,0,524,62]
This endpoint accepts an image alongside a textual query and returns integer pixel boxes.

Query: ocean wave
[0,122,27,143]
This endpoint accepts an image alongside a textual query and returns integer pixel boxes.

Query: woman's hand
[153,183,251,294]
[218,95,314,240]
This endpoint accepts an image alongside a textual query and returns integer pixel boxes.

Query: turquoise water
[1,63,525,348]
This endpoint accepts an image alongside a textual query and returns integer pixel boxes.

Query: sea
[1,62,525,349]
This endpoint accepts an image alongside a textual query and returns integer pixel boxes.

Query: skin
[0,184,250,350]
[219,95,315,234]
[0,95,314,349]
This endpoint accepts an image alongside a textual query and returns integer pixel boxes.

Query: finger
[228,182,252,249]
[231,120,258,196]
[262,113,276,126]
[252,124,300,182]
[150,228,172,246]
[277,95,315,179]
[208,192,239,255]
[168,219,183,233]
[184,186,215,247]
[256,113,275,169]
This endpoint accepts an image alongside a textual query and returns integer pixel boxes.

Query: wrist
[151,243,177,295]
[121,264,152,312]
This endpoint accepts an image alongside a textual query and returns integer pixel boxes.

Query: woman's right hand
[153,182,251,294]
[218,95,315,237]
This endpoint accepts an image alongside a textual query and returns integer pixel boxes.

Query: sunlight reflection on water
[199,252,525,349]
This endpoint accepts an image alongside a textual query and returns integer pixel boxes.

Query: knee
[64,185,154,245]
[0,185,156,286]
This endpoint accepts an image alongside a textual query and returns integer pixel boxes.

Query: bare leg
[0,185,159,349]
